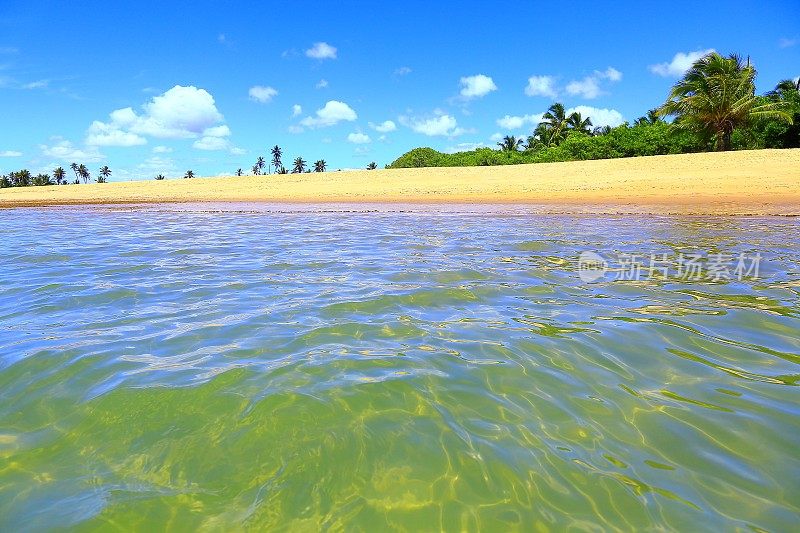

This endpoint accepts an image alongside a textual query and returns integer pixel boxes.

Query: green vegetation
[389,52,797,169]
[0,163,112,188]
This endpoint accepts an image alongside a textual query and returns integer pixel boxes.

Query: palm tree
[256,156,266,174]
[367,162,378,170]
[567,112,593,134]
[634,109,663,127]
[53,167,66,185]
[764,78,800,148]
[251,164,259,175]
[314,160,327,172]
[78,164,90,184]
[292,157,306,173]
[657,52,792,151]
[496,135,523,152]
[593,125,613,136]
[236,168,243,176]
[98,165,111,183]
[70,162,79,182]
[271,145,282,171]
[278,166,288,174]
[184,170,195,179]
[541,103,569,146]
[155,174,166,180]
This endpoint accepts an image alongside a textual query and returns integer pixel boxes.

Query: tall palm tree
[98,165,111,183]
[184,170,195,179]
[271,145,282,171]
[567,112,593,134]
[255,156,265,175]
[251,164,259,175]
[657,52,792,151]
[367,162,378,170]
[53,167,66,185]
[70,162,79,182]
[541,103,569,145]
[292,157,306,173]
[78,164,90,184]
[496,135,523,152]
[314,160,327,172]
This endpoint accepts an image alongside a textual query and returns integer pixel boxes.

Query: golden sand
[2,149,799,214]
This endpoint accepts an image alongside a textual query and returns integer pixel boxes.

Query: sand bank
[2,149,799,215]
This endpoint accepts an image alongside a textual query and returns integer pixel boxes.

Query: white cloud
[490,133,504,142]
[444,142,486,153]
[649,49,715,77]
[86,85,226,146]
[496,113,543,130]
[40,139,104,162]
[292,104,302,117]
[316,79,329,89]
[230,147,246,155]
[152,145,172,153]
[0,150,22,157]
[401,114,465,137]
[565,67,622,99]
[394,66,412,76]
[86,120,147,146]
[193,136,230,151]
[305,42,337,60]
[566,77,601,99]
[82,85,229,151]
[347,132,371,144]
[23,80,49,90]
[369,120,397,133]
[779,37,798,49]
[203,125,231,137]
[566,106,625,128]
[249,85,278,103]
[299,100,357,128]
[459,74,497,98]
[525,76,558,98]
[288,125,304,134]
[603,67,622,82]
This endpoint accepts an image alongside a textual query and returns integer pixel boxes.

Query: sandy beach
[2,149,799,214]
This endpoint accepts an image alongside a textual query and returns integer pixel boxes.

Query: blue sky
[1,0,798,180]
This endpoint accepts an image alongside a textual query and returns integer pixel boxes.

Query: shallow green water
[1,205,798,531]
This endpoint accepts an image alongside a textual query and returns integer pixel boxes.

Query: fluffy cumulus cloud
[299,100,357,128]
[525,75,558,98]
[347,132,371,144]
[292,104,302,117]
[193,124,233,151]
[0,150,22,157]
[369,120,397,133]
[565,67,622,99]
[459,74,497,99]
[566,106,625,128]
[401,114,465,137]
[40,139,104,162]
[85,85,227,149]
[305,42,337,60]
[249,85,278,103]
[496,113,544,130]
[649,49,715,77]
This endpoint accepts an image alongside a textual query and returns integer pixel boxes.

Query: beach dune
[2,149,799,215]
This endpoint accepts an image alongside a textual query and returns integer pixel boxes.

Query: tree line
[389,52,798,168]
[1,163,111,188]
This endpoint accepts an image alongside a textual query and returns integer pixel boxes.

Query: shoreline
[2,149,799,215]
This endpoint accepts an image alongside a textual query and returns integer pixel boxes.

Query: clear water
[1,205,798,531]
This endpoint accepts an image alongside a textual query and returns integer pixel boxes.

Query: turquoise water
[1,205,798,531]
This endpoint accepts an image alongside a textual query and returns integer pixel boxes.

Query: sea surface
[1,204,798,531]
